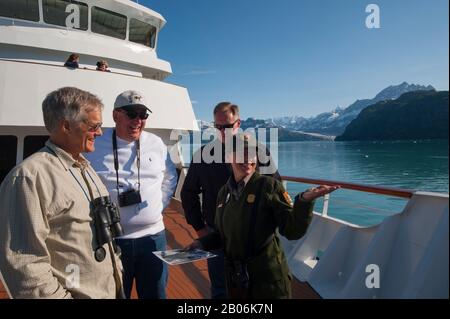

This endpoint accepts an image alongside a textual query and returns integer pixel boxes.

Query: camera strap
[112,129,141,196]
[136,138,141,191]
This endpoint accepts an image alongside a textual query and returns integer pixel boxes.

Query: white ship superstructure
[0,0,448,299]
[0,0,197,174]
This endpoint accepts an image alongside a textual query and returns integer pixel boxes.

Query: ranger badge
[247,194,256,203]
[283,191,293,206]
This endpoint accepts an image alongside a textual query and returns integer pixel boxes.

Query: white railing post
[322,194,330,216]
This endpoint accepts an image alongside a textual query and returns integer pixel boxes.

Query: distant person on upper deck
[96,60,111,72]
[64,53,80,69]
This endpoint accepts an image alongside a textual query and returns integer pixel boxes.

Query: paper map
[153,249,217,265]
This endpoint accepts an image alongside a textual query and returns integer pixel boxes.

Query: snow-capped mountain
[373,82,435,102]
[196,82,435,141]
[272,82,435,136]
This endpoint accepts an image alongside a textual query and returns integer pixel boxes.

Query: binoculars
[92,196,123,261]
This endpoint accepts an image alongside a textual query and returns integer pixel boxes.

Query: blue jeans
[115,231,168,299]
[207,247,227,299]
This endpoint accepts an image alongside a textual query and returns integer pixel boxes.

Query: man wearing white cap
[86,90,177,299]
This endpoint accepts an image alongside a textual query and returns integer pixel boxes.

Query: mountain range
[198,82,437,141]
[268,82,435,136]
[335,90,448,141]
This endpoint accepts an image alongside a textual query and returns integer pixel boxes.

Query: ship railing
[0,57,163,80]
[280,176,414,217]
[176,165,415,218]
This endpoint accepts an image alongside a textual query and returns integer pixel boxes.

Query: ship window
[42,0,88,30]
[91,6,127,40]
[0,136,17,184]
[23,136,48,160]
[129,18,157,48]
[0,0,39,22]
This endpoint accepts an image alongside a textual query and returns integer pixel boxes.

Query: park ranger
[189,133,339,298]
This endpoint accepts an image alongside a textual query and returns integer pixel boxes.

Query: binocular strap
[107,242,126,299]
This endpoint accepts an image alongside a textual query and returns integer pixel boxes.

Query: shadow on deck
[0,201,320,299]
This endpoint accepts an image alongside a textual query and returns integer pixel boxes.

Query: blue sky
[141,0,449,121]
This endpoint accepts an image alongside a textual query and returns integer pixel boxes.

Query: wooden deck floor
[0,284,8,299]
[0,201,320,299]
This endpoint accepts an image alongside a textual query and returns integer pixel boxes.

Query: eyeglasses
[83,120,103,132]
[214,120,239,131]
[120,109,149,120]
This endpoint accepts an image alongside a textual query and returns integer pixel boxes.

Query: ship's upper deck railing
[0,57,165,80]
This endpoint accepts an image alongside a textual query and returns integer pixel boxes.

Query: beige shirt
[0,140,122,299]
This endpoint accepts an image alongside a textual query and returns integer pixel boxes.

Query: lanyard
[73,168,102,202]
[46,146,101,203]
[112,129,141,195]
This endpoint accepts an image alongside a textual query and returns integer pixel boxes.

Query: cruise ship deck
[0,201,320,299]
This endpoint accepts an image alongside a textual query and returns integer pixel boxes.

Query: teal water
[182,140,448,226]
[276,140,448,226]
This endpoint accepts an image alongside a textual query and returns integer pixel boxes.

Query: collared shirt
[0,140,122,299]
[226,172,255,201]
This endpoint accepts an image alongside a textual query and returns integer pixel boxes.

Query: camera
[118,188,142,207]
[92,196,124,261]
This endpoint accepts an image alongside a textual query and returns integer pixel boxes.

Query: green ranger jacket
[199,172,314,299]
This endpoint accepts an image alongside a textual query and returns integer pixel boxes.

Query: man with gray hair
[0,87,123,298]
